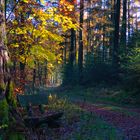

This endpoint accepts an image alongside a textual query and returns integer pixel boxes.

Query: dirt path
[76,101,140,140]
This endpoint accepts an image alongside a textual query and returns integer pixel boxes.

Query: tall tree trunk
[78,0,84,83]
[109,0,115,60]
[69,28,75,67]
[19,2,26,90]
[32,62,36,93]
[102,29,105,62]
[0,0,14,111]
[38,62,42,86]
[120,0,127,52]
[112,0,121,69]
[135,13,138,31]
[86,0,91,52]
[74,30,76,64]
[127,0,130,41]
[44,61,47,86]
[0,0,10,93]
[64,37,67,64]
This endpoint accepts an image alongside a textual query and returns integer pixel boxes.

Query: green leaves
[22,0,28,3]
[40,0,45,5]
[30,45,48,60]
[7,0,78,74]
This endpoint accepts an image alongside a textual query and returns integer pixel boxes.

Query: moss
[0,84,9,124]
[7,82,17,108]
[5,132,25,140]
[0,81,17,125]
[0,84,5,95]
[0,99,9,124]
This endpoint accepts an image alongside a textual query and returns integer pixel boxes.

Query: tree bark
[127,0,130,41]
[32,66,36,93]
[0,0,9,92]
[69,28,75,67]
[120,0,127,52]
[78,0,84,82]
[112,0,121,69]
[44,61,47,86]
[63,36,67,64]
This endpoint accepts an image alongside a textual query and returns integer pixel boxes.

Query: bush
[83,62,119,86]
[62,63,79,86]
[122,44,140,93]
[62,52,121,86]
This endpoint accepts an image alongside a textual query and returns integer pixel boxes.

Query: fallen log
[24,112,63,128]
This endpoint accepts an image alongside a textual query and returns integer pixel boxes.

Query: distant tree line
[62,0,140,94]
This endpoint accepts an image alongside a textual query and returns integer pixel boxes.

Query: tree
[120,0,127,52]
[112,0,121,69]
[69,28,76,66]
[78,0,84,83]
[0,0,10,97]
[5,0,78,89]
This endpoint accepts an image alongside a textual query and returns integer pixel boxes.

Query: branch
[6,0,21,22]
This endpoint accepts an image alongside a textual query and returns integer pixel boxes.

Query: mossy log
[24,112,63,128]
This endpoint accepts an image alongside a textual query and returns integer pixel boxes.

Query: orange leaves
[6,0,78,78]
[60,0,77,5]
[59,0,77,16]
[59,0,77,6]
[14,87,23,94]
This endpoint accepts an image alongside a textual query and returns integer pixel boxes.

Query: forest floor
[7,86,140,140]
[45,86,140,140]
[76,101,140,140]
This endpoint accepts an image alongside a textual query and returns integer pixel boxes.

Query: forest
[0,0,140,139]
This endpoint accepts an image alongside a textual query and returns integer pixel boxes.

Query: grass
[67,112,124,140]
[46,96,125,140]
[46,86,140,118]
[4,87,138,140]
[5,132,25,140]
[3,94,125,140]
[50,85,140,107]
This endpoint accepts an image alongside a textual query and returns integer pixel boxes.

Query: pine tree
[78,0,84,82]
[120,0,127,52]
[112,0,121,69]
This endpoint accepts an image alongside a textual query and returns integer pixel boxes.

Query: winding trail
[76,101,140,140]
